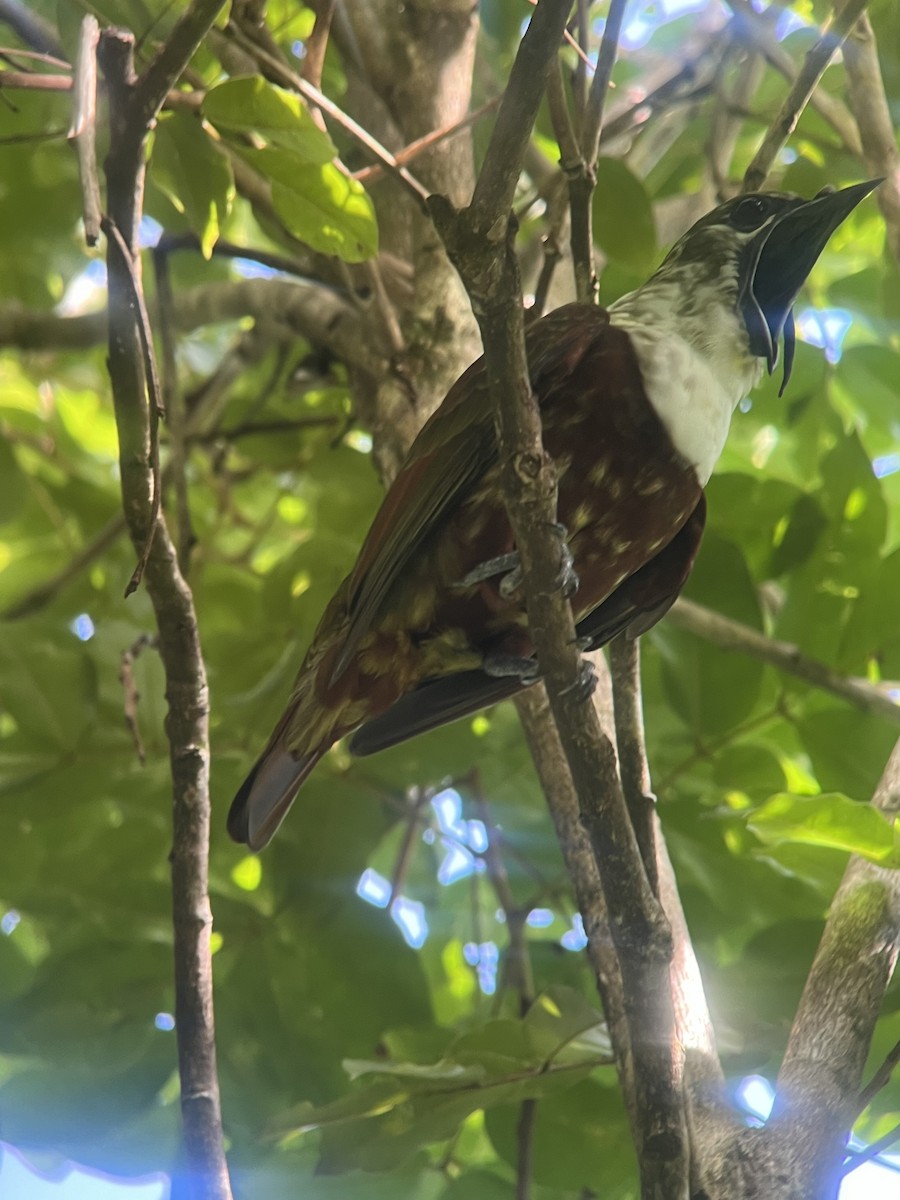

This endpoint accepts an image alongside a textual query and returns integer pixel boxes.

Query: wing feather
[331,304,611,681]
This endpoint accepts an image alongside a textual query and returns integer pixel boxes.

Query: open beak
[740,179,881,393]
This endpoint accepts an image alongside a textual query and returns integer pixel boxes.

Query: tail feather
[227,743,324,851]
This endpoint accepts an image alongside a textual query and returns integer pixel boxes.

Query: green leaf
[203,76,337,163]
[593,157,657,271]
[151,113,234,257]
[239,147,378,262]
[748,793,900,866]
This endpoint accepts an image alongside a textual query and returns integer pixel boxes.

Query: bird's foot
[456,524,578,600]
[560,657,597,702]
[457,552,521,591]
[482,653,541,685]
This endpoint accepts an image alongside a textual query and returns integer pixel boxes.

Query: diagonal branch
[768,734,900,1195]
[741,0,870,192]
[667,598,900,726]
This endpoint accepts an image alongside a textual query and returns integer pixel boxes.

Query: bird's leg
[482,653,541,684]
[457,524,579,599]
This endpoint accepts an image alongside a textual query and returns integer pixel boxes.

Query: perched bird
[229,181,878,850]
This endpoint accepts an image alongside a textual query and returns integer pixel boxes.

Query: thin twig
[0,46,69,69]
[842,13,900,266]
[579,0,629,164]
[300,0,335,89]
[842,1121,900,1175]
[352,97,501,186]
[609,636,657,895]
[727,1,863,159]
[742,0,871,193]
[68,15,101,245]
[855,1037,900,1116]
[0,69,70,89]
[119,633,159,764]
[98,24,232,1196]
[466,0,572,233]
[388,787,430,904]
[153,248,195,576]
[0,0,65,59]
[667,598,900,726]
[101,215,164,597]
[225,23,431,210]
[133,0,227,127]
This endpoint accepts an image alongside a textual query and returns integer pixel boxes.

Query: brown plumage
[228,182,879,850]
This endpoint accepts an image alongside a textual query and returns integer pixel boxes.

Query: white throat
[609,282,763,486]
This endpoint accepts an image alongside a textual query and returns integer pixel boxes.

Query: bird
[228,180,879,851]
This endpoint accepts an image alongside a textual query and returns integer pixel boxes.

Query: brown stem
[98,18,232,1198]
[741,0,870,192]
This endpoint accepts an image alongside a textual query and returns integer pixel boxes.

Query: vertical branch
[68,14,101,245]
[153,249,195,575]
[608,636,657,893]
[842,14,900,266]
[97,7,232,1198]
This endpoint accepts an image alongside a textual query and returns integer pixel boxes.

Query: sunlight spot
[438,841,475,885]
[463,942,499,993]
[345,429,373,454]
[1,910,20,936]
[737,1074,775,1124]
[526,908,555,928]
[751,424,778,470]
[391,897,428,948]
[873,453,900,479]
[356,868,391,908]
[467,819,489,853]
[797,307,852,364]
[561,913,588,951]
[70,613,95,642]
[432,789,466,839]
[233,258,278,279]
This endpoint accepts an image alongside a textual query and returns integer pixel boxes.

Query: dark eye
[730,196,772,232]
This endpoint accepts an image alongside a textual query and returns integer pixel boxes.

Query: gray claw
[560,658,597,702]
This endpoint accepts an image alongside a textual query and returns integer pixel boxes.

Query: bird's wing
[348,494,707,757]
[331,303,611,681]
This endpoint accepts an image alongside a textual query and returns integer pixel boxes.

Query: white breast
[609,296,763,486]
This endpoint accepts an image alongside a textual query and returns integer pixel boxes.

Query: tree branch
[769,734,900,1195]
[98,23,232,1199]
[842,13,900,266]
[742,0,871,192]
[133,0,227,129]
[726,0,863,160]
[667,598,900,727]
[432,4,691,1192]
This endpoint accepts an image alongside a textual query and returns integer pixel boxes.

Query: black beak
[740,179,881,393]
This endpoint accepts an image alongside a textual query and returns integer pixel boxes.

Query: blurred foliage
[2,0,900,1197]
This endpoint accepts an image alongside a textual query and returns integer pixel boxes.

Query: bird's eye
[730,196,772,232]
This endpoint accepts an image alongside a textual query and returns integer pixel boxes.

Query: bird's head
[642,180,880,394]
